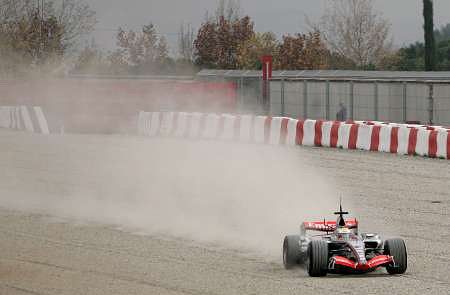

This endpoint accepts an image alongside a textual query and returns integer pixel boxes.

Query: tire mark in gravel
[1,229,321,291]
[5,258,214,295]
[0,227,370,294]
[0,228,273,276]
[4,257,381,295]
[1,284,47,295]
[0,229,438,294]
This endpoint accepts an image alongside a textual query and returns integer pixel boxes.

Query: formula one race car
[282,203,407,277]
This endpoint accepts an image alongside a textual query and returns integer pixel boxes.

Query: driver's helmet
[336,226,351,234]
[335,226,352,241]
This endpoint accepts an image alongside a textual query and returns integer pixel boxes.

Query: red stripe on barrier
[171,112,178,136]
[296,120,305,145]
[408,128,418,155]
[264,117,272,144]
[428,130,438,158]
[280,118,289,145]
[390,127,399,154]
[314,120,324,147]
[348,124,359,150]
[217,115,225,138]
[370,125,381,151]
[234,116,241,141]
[330,122,340,148]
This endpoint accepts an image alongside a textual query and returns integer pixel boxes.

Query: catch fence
[197,70,450,127]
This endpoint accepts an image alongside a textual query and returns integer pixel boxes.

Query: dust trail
[0,132,340,257]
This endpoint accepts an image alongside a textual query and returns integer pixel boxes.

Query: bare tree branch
[314,0,393,68]
[178,23,195,61]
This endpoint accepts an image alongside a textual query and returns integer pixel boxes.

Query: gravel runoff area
[0,129,449,295]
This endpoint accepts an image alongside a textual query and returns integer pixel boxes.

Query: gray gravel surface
[0,130,449,295]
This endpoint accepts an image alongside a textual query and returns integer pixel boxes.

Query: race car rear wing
[301,219,358,234]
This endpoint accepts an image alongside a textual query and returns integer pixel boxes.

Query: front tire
[283,235,301,269]
[307,240,328,277]
[384,238,407,274]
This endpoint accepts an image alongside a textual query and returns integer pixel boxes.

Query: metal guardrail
[197,69,450,82]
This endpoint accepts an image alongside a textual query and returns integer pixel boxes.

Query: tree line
[0,0,448,77]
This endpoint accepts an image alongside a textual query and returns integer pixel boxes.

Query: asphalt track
[0,130,449,295]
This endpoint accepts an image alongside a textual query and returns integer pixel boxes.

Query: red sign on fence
[261,55,273,81]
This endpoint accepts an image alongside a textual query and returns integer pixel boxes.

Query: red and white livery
[283,203,408,277]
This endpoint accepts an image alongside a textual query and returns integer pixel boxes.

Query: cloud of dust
[0,134,340,258]
[1,56,341,259]
[0,0,343,260]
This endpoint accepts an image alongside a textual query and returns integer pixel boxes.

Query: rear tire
[307,240,328,277]
[283,235,301,269]
[384,238,407,274]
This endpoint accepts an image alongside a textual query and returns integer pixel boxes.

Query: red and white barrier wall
[138,112,450,160]
[0,106,49,134]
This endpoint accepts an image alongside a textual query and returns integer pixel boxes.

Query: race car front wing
[329,255,394,271]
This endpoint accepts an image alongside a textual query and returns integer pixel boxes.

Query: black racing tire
[384,238,407,274]
[307,240,328,277]
[283,235,301,269]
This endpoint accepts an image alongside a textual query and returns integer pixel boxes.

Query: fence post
[303,80,308,119]
[374,81,379,121]
[403,82,407,123]
[325,80,330,120]
[240,77,244,109]
[281,79,285,117]
[266,79,271,115]
[349,81,354,120]
[428,83,434,125]
[236,77,243,111]
[259,77,267,115]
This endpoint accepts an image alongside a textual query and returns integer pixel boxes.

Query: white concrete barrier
[302,120,316,146]
[397,127,411,155]
[415,129,430,156]
[286,119,299,146]
[239,115,253,142]
[0,105,49,134]
[356,124,372,151]
[137,111,450,160]
[337,124,352,149]
[321,121,333,147]
[33,106,50,135]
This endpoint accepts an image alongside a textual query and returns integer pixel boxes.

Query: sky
[85,0,450,54]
